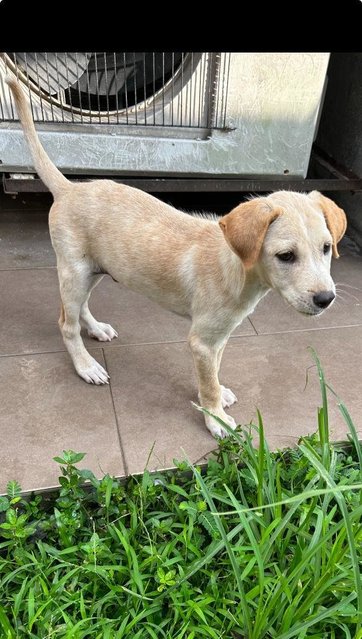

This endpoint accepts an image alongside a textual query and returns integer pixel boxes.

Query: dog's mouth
[298,307,325,317]
[283,294,335,317]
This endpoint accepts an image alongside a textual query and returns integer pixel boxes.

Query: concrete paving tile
[249,255,362,335]
[220,325,362,447]
[0,210,55,269]
[104,343,217,475]
[0,268,63,355]
[105,326,362,476]
[0,349,124,493]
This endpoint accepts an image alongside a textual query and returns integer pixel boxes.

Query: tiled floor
[1,193,362,493]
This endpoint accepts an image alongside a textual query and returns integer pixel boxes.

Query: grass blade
[0,606,15,638]
[338,400,362,468]
[13,575,28,619]
[277,592,357,639]
[187,460,252,637]
[309,347,329,444]
[299,441,362,634]
[256,409,265,509]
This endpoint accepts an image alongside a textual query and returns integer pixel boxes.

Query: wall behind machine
[316,52,362,246]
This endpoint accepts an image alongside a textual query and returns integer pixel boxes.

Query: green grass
[0,351,361,638]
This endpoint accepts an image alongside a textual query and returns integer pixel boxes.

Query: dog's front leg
[188,333,237,438]
[216,343,238,409]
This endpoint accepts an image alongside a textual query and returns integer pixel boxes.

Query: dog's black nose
[313,291,335,309]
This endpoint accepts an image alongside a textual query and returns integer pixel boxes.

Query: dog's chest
[234,281,270,324]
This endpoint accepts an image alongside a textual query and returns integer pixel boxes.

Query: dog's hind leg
[79,275,118,342]
[58,263,110,384]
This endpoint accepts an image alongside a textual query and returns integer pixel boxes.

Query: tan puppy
[6,77,347,438]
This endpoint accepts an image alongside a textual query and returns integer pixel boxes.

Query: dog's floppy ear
[309,191,347,258]
[219,200,282,269]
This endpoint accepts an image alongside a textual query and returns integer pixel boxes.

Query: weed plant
[0,352,361,638]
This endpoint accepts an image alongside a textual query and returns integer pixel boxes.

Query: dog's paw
[204,411,237,439]
[220,385,238,408]
[76,356,110,385]
[88,322,118,342]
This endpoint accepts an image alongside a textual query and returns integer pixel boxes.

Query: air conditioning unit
[0,52,329,186]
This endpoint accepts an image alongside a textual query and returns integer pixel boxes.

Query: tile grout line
[0,334,255,359]
[102,348,129,476]
[247,316,259,335]
[0,348,69,359]
[1,323,362,360]
[0,266,57,272]
[245,323,362,338]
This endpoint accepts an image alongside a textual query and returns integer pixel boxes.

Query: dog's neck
[219,241,270,325]
[240,264,270,317]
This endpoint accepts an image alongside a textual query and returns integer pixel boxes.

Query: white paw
[76,356,110,385]
[204,411,237,439]
[221,385,238,408]
[88,322,118,342]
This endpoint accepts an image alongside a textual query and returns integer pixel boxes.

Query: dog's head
[219,191,347,316]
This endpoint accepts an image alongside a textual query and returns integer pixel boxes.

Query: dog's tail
[5,76,69,197]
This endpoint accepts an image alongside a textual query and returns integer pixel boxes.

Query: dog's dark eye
[323,243,331,254]
[277,251,296,263]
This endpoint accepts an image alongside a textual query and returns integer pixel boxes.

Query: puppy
[6,77,347,438]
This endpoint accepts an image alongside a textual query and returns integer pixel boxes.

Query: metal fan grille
[0,52,231,129]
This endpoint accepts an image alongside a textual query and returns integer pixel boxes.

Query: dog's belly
[131,283,192,317]
[93,247,194,318]
[112,271,192,318]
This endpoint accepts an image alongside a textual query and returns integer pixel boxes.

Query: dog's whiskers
[334,295,346,308]
[335,286,360,303]
[335,281,362,295]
